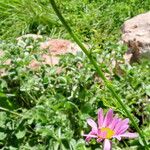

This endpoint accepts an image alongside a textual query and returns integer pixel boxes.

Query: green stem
[0,106,23,117]
[49,0,148,149]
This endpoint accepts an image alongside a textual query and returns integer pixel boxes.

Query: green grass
[0,0,58,39]
[0,0,150,149]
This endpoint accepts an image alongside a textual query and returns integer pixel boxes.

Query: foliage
[0,0,58,39]
[0,0,150,149]
[1,0,150,41]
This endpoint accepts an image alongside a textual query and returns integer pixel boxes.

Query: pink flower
[83,108,138,150]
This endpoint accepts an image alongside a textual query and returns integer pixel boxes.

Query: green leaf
[0,132,6,140]
[15,130,26,139]
[145,85,150,96]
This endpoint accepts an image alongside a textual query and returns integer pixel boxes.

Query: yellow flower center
[99,127,115,139]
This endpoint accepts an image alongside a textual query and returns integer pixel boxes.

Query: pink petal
[116,125,129,134]
[87,119,97,130]
[97,138,103,143]
[113,135,122,141]
[82,134,97,138]
[114,118,129,133]
[98,108,104,128]
[83,131,97,142]
[122,118,129,125]
[119,132,138,138]
[113,118,123,132]
[100,131,107,139]
[85,136,94,142]
[103,109,114,127]
[97,129,101,135]
[103,139,112,150]
[109,117,119,130]
[113,132,138,142]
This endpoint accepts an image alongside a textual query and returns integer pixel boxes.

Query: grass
[0,0,58,39]
[0,0,150,149]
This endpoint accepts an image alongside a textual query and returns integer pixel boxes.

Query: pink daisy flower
[83,108,138,150]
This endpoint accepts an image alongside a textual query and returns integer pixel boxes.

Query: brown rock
[40,39,81,55]
[122,12,150,63]
[0,49,4,57]
[28,60,41,70]
[42,54,59,66]
[0,50,11,76]
[40,39,83,66]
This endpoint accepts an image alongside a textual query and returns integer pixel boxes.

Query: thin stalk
[0,106,23,117]
[49,0,148,149]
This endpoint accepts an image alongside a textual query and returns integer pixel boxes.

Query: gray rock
[122,12,150,63]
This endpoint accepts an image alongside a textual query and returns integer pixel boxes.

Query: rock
[40,39,84,66]
[0,49,11,65]
[42,54,59,66]
[0,49,11,76]
[28,39,84,69]
[28,60,40,70]
[122,12,150,63]
[2,38,82,72]
[40,39,82,55]
[0,49,4,57]
[123,52,133,64]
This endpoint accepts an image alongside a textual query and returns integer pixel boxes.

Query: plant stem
[49,0,148,149]
[0,106,23,117]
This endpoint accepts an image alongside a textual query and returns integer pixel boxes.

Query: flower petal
[82,131,97,142]
[103,139,112,150]
[122,118,129,125]
[109,116,119,130]
[117,125,129,134]
[82,134,97,138]
[98,108,104,128]
[97,138,103,143]
[113,135,122,141]
[113,118,123,132]
[114,118,129,134]
[100,131,107,139]
[119,132,138,138]
[87,118,97,130]
[103,109,113,127]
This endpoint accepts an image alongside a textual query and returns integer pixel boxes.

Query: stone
[42,54,59,66]
[27,39,84,69]
[40,39,82,55]
[121,12,150,63]
[28,60,40,70]
[0,49,4,57]
[0,49,11,76]
[0,50,11,65]
[2,38,82,72]
[40,39,84,66]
